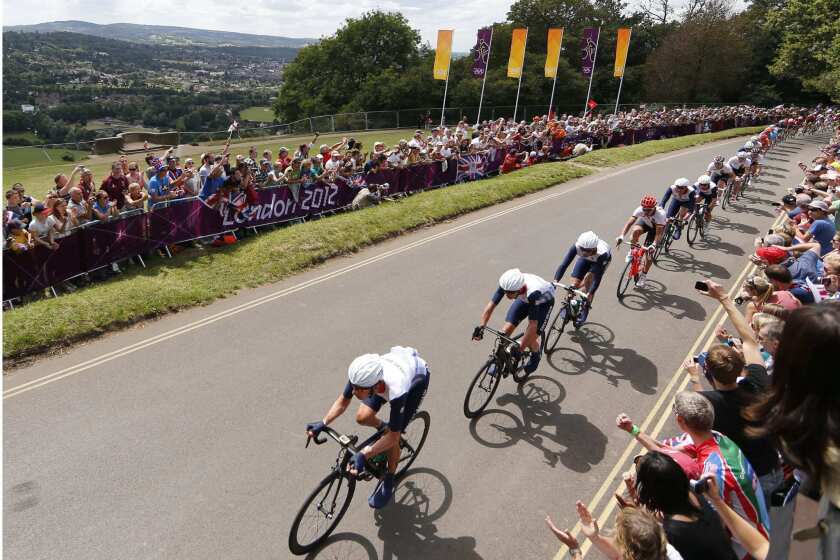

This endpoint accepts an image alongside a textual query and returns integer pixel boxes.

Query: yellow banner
[433,30,454,80]
[614,28,632,78]
[544,28,564,78]
[507,28,528,78]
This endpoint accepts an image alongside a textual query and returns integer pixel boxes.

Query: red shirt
[100,175,130,209]
[501,154,521,174]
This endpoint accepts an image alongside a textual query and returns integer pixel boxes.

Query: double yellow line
[553,210,786,560]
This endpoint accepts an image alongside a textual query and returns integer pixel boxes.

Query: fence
[3,114,775,304]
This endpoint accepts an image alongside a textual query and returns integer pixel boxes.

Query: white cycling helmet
[576,231,600,250]
[675,177,691,188]
[750,135,759,141]
[348,354,384,388]
[499,268,525,292]
[698,174,711,185]
[744,141,754,149]
[737,151,747,159]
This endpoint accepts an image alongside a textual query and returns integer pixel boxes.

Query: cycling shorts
[638,222,656,246]
[505,298,554,331]
[358,369,430,432]
[571,255,611,282]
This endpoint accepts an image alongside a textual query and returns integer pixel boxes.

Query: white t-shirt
[28,215,57,238]
[632,206,667,227]
[380,346,429,402]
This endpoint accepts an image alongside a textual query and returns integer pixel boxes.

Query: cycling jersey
[661,185,695,205]
[342,346,429,431]
[727,156,752,175]
[694,182,718,202]
[554,241,612,295]
[491,273,555,330]
[632,206,667,228]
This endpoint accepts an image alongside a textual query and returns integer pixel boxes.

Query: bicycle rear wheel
[616,259,635,299]
[686,214,699,246]
[545,304,570,353]
[721,186,731,210]
[395,410,430,479]
[463,359,501,418]
[289,471,356,555]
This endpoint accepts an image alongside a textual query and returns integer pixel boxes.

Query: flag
[227,120,239,133]
[456,153,486,182]
[433,30,454,80]
[472,28,492,78]
[545,28,564,78]
[581,27,599,76]
[587,99,598,110]
[507,28,528,78]
[614,28,632,78]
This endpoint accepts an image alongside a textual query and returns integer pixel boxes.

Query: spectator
[27,203,59,250]
[295,132,319,159]
[746,303,840,559]
[5,219,32,253]
[147,165,179,206]
[54,165,82,197]
[351,184,385,210]
[126,160,146,189]
[276,147,291,170]
[4,189,29,223]
[739,275,801,323]
[67,187,92,224]
[123,183,148,211]
[100,162,130,210]
[91,190,118,221]
[822,253,840,299]
[165,156,183,182]
[51,198,75,235]
[797,200,836,255]
[181,158,199,196]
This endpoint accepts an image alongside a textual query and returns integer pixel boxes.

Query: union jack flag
[456,154,486,183]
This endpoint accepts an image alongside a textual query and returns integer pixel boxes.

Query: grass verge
[3,162,591,360]
[575,126,765,167]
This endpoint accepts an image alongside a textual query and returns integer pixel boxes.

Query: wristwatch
[569,547,582,558]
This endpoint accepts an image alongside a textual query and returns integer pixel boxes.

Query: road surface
[4,134,825,560]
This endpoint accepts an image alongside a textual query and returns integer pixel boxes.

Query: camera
[690,478,710,494]
[733,296,745,305]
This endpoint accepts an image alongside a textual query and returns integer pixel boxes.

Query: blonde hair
[746,275,774,307]
[614,507,669,560]
[751,312,779,334]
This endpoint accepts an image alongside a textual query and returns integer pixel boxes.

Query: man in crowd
[100,162,131,211]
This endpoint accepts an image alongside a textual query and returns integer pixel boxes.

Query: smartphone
[770,202,782,207]
[694,280,709,292]
[690,478,710,494]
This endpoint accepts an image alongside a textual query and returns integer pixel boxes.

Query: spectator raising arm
[698,280,764,367]
[702,474,769,560]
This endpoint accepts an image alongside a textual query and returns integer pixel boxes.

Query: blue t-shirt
[147,175,172,202]
[809,218,836,255]
[199,176,225,200]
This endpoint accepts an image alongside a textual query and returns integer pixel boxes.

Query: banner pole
[613,75,625,116]
[548,71,558,118]
[583,27,600,118]
[476,27,493,125]
[440,73,450,127]
[513,29,528,122]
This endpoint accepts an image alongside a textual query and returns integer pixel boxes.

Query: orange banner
[544,28,564,78]
[614,28,632,78]
[433,30,454,80]
[507,28,528,78]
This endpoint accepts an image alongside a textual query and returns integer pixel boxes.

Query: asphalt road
[4,134,826,560]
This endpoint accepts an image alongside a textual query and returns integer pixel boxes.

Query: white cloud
[2,0,512,50]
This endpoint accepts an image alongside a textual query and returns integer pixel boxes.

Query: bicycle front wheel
[686,214,699,246]
[463,359,501,418]
[396,410,430,479]
[289,471,356,555]
[721,186,731,210]
[545,304,570,353]
[616,259,635,299]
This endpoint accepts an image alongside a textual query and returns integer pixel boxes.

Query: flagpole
[440,72,450,127]
[613,75,624,116]
[613,28,631,116]
[513,28,528,122]
[548,51,559,118]
[583,27,600,118]
[476,28,493,125]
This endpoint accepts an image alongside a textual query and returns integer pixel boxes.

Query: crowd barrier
[3,116,772,301]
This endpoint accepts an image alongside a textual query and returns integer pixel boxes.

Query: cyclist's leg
[503,299,528,337]
[389,371,430,472]
[665,199,680,220]
[642,225,656,273]
[570,258,593,290]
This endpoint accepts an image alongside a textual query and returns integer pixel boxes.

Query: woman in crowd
[741,275,801,323]
[126,161,146,189]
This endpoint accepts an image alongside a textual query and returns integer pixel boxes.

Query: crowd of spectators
[546,121,839,559]
[1,105,823,267]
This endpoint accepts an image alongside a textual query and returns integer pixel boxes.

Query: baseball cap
[808,200,829,211]
[33,202,47,213]
[781,194,796,205]
[795,194,812,206]
[755,246,788,264]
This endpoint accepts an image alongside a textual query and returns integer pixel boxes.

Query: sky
[1,0,515,51]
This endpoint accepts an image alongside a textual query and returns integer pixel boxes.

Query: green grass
[3,161,591,360]
[240,106,277,123]
[574,126,765,167]
[3,131,42,142]
[3,129,418,198]
[3,146,90,170]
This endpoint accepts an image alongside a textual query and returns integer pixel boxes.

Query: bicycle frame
[308,425,389,481]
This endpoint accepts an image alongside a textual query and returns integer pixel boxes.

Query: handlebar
[479,325,520,347]
[621,240,654,252]
[552,282,589,300]
[305,425,360,453]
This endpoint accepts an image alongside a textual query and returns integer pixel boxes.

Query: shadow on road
[655,248,731,277]
[306,532,380,560]
[468,375,606,471]
[723,205,775,218]
[760,172,787,179]
[372,468,483,560]
[545,322,658,395]
[616,278,707,321]
[707,215,760,235]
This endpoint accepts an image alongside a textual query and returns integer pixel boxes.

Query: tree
[766,0,840,101]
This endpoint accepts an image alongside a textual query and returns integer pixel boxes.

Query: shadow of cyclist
[615,278,707,321]
[468,376,606,471]
[655,247,733,276]
[372,468,483,560]
[545,323,658,395]
[305,532,379,560]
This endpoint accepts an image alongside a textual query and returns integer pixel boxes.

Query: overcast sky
[2,0,515,51]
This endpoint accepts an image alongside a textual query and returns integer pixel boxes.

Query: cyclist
[707,155,734,191]
[749,145,764,177]
[693,174,718,221]
[660,177,696,240]
[472,268,555,374]
[615,195,666,288]
[553,231,612,325]
[305,346,430,509]
[727,151,752,198]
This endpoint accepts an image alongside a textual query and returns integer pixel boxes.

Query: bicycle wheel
[289,471,356,555]
[664,224,675,253]
[545,303,570,353]
[721,185,731,210]
[395,410,430,479]
[463,359,501,418]
[686,214,699,246]
[616,259,635,299]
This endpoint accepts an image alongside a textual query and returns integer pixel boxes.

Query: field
[3,128,416,196]
[2,146,91,171]
[239,106,277,123]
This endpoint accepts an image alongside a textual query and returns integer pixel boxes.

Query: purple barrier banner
[3,248,46,299]
[147,199,223,247]
[2,235,86,298]
[218,182,356,229]
[82,212,149,270]
[42,233,85,286]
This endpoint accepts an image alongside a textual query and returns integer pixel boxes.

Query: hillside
[4,20,316,48]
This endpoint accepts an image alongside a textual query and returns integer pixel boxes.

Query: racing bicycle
[617,241,653,299]
[544,282,591,352]
[652,216,682,261]
[686,201,712,246]
[464,324,548,418]
[289,406,430,555]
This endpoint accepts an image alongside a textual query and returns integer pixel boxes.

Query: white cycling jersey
[707,162,733,175]
[379,346,429,402]
[519,273,555,305]
[666,184,695,202]
[576,240,611,261]
[727,156,752,170]
[632,206,667,228]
